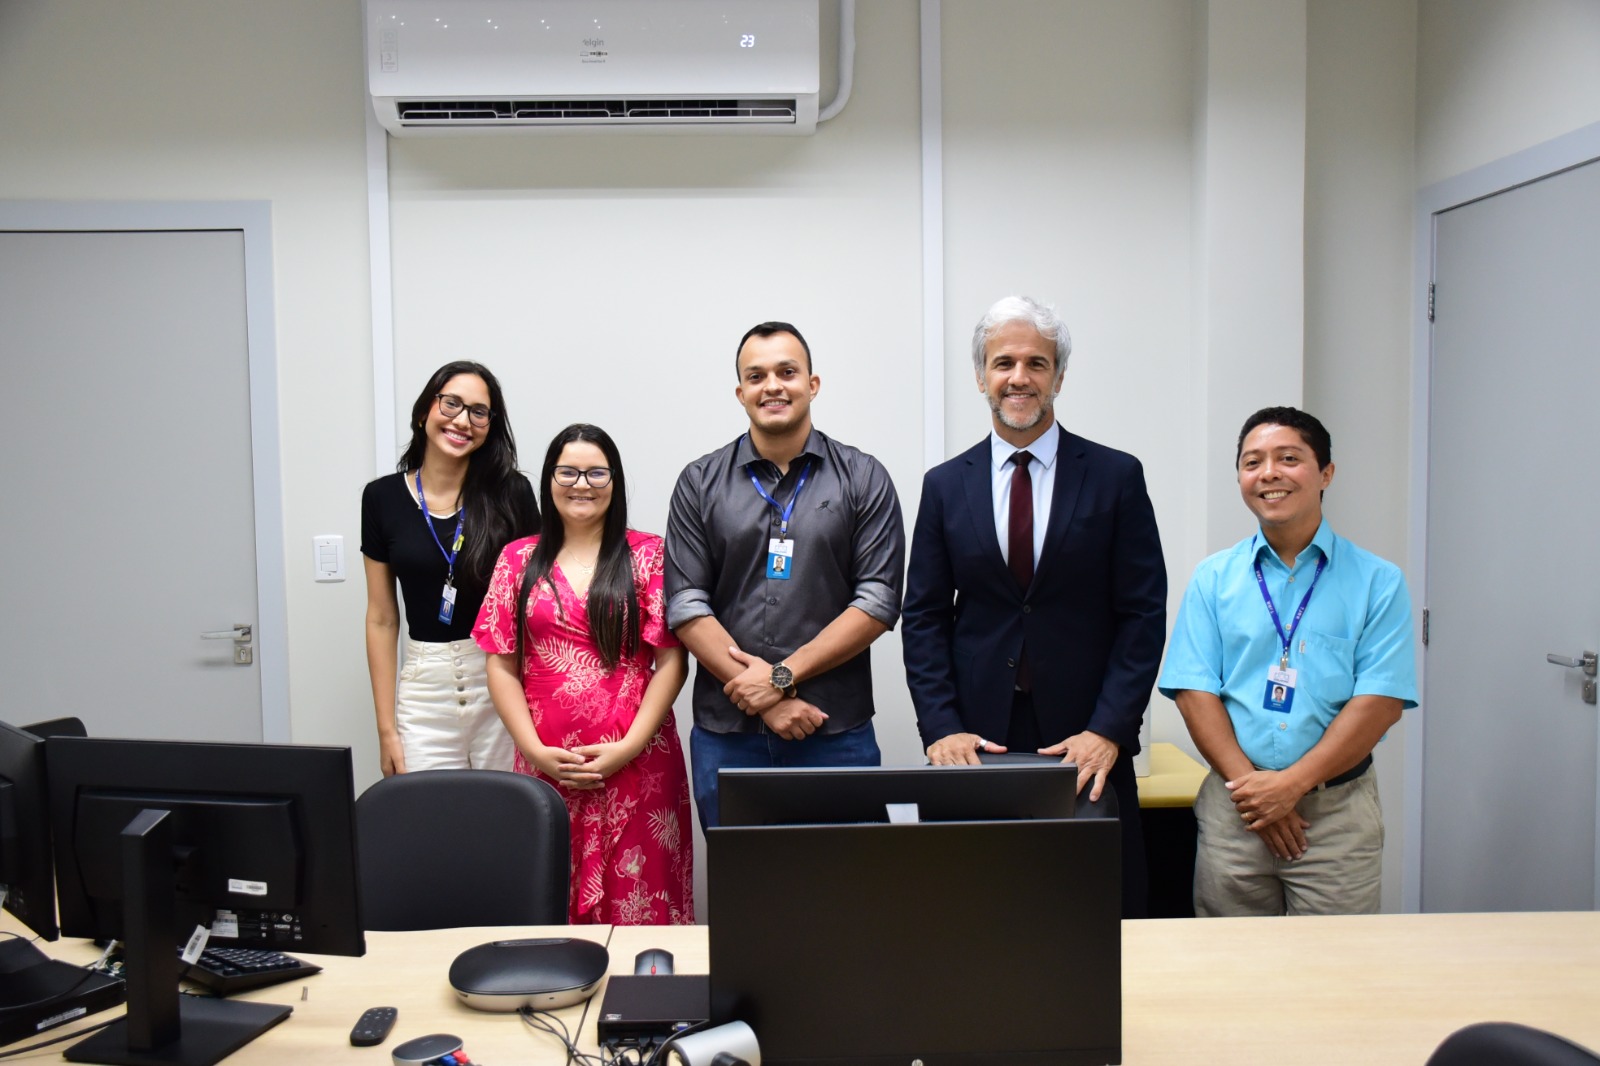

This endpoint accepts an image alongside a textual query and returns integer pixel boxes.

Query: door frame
[0,200,290,742]
[1406,122,1600,912]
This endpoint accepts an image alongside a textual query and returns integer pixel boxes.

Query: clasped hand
[528,740,638,791]
[723,647,783,714]
[1226,770,1310,860]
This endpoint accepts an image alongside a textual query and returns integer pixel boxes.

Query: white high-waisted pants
[395,637,514,772]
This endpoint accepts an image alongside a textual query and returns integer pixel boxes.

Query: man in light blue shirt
[1159,407,1417,915]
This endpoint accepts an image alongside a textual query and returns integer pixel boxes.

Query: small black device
[633,948,674,975]
[349,1006,398,1047]
[389,1033,462,1065]
[0,938,125,1048]
[180,945,322,996]
[596,974,710,1047]
[448,938,608,1012]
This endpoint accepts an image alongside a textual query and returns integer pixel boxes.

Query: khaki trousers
[1193,766,1383,916]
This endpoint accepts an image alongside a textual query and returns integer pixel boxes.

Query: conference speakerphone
[596,974,710,1046]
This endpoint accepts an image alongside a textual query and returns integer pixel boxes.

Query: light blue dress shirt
[1158,520,1418,770]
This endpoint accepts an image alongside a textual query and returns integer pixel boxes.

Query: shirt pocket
[1298,627,1357,706]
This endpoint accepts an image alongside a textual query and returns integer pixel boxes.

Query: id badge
[767,538,794,580]
[438,580,458,624]
[1262,666,1297,712]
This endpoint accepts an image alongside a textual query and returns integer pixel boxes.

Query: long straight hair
[515,424,639,671]
[398,361,540,587]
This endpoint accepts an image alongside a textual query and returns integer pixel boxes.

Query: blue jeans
[690,721,881,830]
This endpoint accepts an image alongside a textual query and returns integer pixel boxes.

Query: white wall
[0,1,379,767]
[1416,0,1600,186]
[1305,0,1418,914]
[7,0,1600,913]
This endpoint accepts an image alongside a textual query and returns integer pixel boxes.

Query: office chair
[1426,1023,1600,1066]
[20,717,88,739]
[356,769,570,930]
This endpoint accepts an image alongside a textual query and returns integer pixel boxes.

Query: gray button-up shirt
[665,428,905,734]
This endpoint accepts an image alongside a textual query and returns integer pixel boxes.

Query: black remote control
[350,1006,398,1047]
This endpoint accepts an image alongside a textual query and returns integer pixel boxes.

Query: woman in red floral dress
[474,423,693,924]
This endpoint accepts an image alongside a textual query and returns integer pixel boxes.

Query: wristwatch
[770,662,798,699]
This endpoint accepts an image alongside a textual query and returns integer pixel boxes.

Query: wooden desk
[1135,741,1208,808]
[9,913,1600,1065]
[3,924,608,1065]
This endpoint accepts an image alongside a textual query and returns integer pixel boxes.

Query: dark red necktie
[1008,450,1035,591]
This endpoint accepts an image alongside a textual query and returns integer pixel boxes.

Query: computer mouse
[633,949,674,976]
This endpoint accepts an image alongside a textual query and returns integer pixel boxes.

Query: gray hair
[970,295,1072,375]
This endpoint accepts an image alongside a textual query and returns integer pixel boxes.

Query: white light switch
[313,534,346,582]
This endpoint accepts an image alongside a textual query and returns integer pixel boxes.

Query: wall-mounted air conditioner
[365,0,821,135]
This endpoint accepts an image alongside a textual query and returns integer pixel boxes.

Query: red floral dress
[474,530,694,925]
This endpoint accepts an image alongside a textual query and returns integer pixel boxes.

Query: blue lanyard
[748,459,813,540]
[1253,553,1326,668]
[415,471,465,584]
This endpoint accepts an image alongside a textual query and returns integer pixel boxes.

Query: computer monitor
[717,762,1077,826]
[0,720,60,941]
[708,765,1121,1066]
[46,737,367,1066]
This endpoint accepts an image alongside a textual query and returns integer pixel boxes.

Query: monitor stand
[64,809,292,1066]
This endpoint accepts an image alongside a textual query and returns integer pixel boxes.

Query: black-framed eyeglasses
[553,466,613,488]
[436,393,492,428]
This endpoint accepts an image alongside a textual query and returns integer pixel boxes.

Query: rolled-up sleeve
[664,460,716,629]
[846,456,906,629]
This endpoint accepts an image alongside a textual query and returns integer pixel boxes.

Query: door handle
[1546,650,1597,704]
[200,624,253,664]
[1545,651,1597,675]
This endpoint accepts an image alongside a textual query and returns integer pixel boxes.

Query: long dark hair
[515,424,640,671]
[398,361,540,587]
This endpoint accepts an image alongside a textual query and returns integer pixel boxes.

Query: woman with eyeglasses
[361,362,540,776]
[474,423,693,925]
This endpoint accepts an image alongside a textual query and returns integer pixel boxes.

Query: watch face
[771,663,794,689]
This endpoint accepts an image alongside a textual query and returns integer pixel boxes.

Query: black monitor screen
[0,720,59,940]
[46,736,365,957]
[717,762,1077,826]
[708,815,1121,1066]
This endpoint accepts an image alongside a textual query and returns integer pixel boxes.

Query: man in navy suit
[902,295,1167,916]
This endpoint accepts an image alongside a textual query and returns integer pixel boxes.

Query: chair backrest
[356,769,569,931]
[20,717,88,739]
[1427,1023,1600,1066]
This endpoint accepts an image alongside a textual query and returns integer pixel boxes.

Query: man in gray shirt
[665,321,905,828]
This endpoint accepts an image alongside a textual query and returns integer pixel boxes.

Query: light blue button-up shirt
[1158,520,1418,769]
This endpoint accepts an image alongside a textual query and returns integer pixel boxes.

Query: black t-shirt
[361,471,539,642]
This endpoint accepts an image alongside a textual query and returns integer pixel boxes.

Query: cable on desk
[0,1017,118,1059]
[520,1006,612,1066]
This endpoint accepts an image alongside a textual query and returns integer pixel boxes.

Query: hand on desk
[926,732,1007,766]
[1039,731,1118,802]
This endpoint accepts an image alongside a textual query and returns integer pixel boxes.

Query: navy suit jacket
[902,426,1167,754]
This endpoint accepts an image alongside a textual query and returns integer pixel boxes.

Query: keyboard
[179,946,322,996]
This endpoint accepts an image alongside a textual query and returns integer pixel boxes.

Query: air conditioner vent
[396,98,799,127]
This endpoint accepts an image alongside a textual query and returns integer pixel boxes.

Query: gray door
[0,229,263,741]
[1421,158,1600,911]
